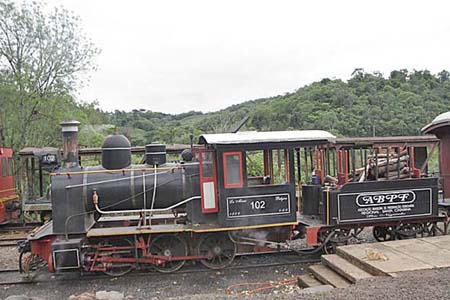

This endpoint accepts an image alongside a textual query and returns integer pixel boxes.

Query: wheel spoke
[149,235,187,273]
[198,233,236,269]
[103,239,134,277]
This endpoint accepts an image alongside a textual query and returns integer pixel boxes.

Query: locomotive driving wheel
[197,233,236,269]
[149,234,188,273]
[103,239,134,277]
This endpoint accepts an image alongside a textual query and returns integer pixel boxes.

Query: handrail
[51,165,185,176]
[93,194,200,215]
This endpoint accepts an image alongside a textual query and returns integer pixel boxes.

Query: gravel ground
[0,247,17,270]
[0,231,28,271]
[169,268,450,300]
[0,227,380,300]
[0,260,310,300]
[1,226,445,299]
[0,234,28,271]
[1,263,450,300]
[264,268,450,300]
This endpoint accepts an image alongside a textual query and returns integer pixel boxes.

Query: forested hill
[107,69,450,146]
[3,68,450,152]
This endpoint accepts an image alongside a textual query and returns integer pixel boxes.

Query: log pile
[354,150,412,181]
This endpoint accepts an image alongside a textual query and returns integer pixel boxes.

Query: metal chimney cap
[60,120,81,132]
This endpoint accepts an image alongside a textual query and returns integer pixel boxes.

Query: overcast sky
[46,0,450,114]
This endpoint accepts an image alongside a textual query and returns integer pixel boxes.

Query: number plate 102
[226,193,291,218]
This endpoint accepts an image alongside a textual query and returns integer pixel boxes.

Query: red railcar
[0,146,19,223]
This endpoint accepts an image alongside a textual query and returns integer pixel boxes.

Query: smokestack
[60,120,80,168]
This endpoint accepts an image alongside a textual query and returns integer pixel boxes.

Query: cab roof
[198,130,336,146]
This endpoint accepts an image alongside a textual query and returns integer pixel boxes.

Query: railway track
[0,223,38,247]
[0,223,39,233]
[0,236,25,247]
[0,252,321,285]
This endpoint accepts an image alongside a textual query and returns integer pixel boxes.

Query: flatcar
[0,146,19,224]
[19,113,450,275]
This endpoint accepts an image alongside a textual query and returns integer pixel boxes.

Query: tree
[0,0,99,151]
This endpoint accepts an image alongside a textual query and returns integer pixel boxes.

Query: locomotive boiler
[52,133,200,236]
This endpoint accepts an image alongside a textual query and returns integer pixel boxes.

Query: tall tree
[0,0,99,150]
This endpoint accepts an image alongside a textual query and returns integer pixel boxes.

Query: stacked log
[354,150,411,181]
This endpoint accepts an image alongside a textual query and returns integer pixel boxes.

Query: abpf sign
[337,188,432,223]
[356,190,416,207]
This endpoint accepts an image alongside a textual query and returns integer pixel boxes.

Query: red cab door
[198,150,218,213]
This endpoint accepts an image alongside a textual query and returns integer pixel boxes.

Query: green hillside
[3,68,449,152]
[108,69,450,146]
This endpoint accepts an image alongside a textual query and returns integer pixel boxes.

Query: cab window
[201,152,214,178]
[7,158,13,176]
[1,157,6,177]
[223,152,243,188]
[246,149,290,186]
[246,150,267,185]
[272,149,289,184]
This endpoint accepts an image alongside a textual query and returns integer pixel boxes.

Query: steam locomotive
[19,114,450,275]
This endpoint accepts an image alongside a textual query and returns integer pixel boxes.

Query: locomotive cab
[195,131,336,228]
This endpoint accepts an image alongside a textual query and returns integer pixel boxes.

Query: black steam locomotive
[20,117,449,276]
